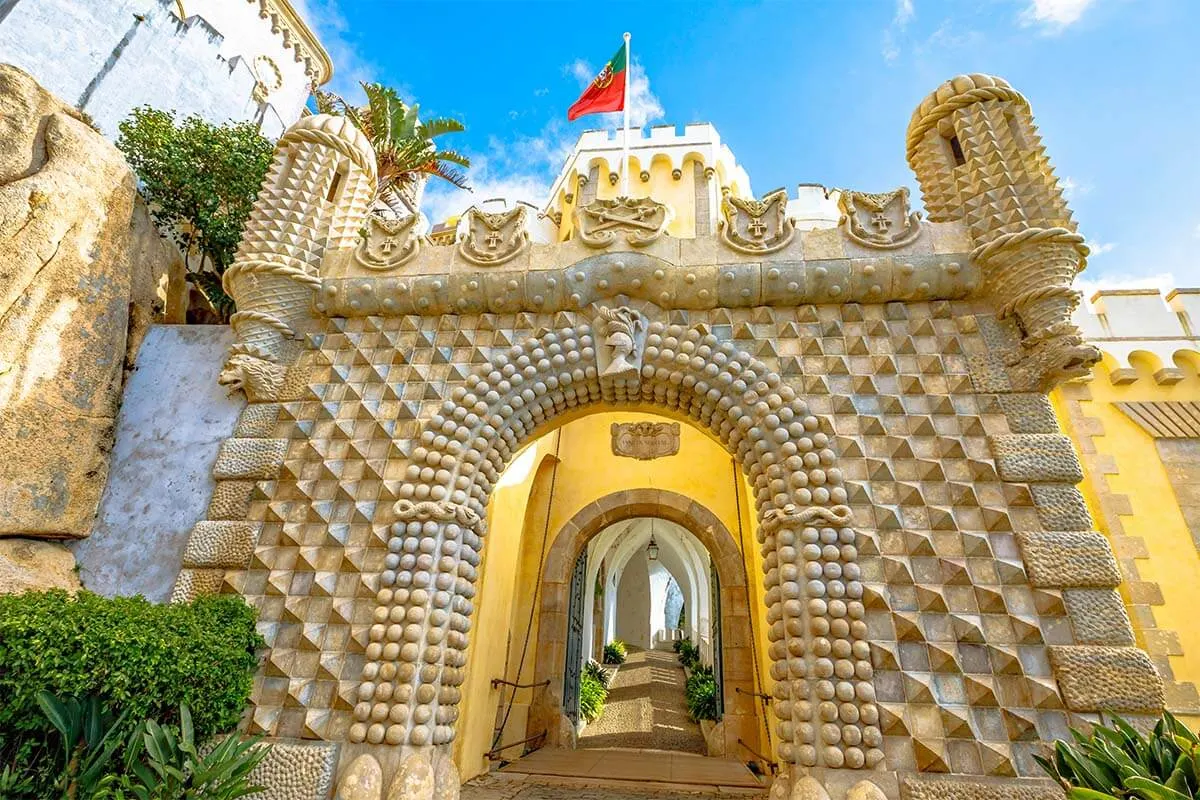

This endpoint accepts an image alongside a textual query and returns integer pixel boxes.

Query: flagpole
[621,31,631,197]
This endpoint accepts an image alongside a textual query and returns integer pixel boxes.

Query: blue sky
[296,0,1198,295]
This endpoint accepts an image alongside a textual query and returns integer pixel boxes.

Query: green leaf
[1068,788,1122,800]
[36,691,74,739]
[1126,776,1194,800]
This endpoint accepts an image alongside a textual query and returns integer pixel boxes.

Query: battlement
[1073,287,1200,379]
[544,121,753,210]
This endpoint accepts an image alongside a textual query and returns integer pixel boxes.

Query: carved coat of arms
[354,213,420,270]
[575,197,668,248]
[457,205,530,266]
[611,422,680,460]
[718,187,796,254]
[836,187,923,249]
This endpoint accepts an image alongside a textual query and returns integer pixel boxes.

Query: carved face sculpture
[218,353,285,402]
[0,66,52,183]
[605,329,634,360]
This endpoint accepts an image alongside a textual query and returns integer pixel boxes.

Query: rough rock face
[0,538,80,594]
[0,63,180,541]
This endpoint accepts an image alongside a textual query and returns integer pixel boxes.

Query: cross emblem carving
[871,212,892,232]
[485,231,502,249]
[747,218,768,238]
[381,237,397,253]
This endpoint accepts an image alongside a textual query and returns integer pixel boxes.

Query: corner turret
[906,73,1099,389]
[219,114,376,400]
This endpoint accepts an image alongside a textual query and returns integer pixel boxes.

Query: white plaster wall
[615,556,651,649]
[72,325,242,601]
[647,561,674,645]
[0,0,311,138]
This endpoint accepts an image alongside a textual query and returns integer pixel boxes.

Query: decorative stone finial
[219,113,377,401]
[905,73,1099,389]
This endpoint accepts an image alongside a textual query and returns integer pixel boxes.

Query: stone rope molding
[221,259,325,293]
[276,121,377,184]
[905,77,1028,160]
[970,226,1089,267]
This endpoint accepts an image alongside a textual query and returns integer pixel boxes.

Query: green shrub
[602,640,627,665]
[685,665,721,722]
[0,590,264,795]
[678,639,700,670]
[583,659,609,690]
[579,670,608,724]
[1036,711,1200,799]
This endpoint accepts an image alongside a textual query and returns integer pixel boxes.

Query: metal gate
[710,559,724,717]
[562,548,588,724]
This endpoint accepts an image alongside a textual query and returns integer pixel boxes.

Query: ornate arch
[526,490,762,756]
[349,304,882,777]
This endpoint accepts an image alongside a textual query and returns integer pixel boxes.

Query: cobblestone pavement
[460,773,766,800]
[578,648,707,754]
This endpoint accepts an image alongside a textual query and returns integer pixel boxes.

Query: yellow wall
[555,155,706,240]
[453,407,775,778]
[1051,354,1200,725]
[454,433,560,781]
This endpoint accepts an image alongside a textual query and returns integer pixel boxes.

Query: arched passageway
[526,490,764,758]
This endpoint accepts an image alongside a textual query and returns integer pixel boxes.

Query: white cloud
[1060,176,1092,201]
[1019,0,1096,30]
[421,120,577,224]
[1085,239,1117,257]
[288,0,380,100]
[422,156,550,226]
[1192,222,1200,239]
[570,59,595,84]
[882,0,915,62]
[1076,271,1177,308]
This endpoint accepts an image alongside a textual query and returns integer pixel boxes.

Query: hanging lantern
[647,522,659,561]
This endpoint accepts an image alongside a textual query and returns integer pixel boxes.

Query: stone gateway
[165,74,1168,799]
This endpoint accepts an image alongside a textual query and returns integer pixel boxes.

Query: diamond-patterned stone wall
[201,297,1158,780]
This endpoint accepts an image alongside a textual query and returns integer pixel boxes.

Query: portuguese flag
[568,41,627,121]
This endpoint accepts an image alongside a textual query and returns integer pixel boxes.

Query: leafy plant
[116,107,273,320]
[1036,711,1200,799]
[583,659,610,690]
[0,591,264,798]
[312,81,469,216]
[685,665,721,722]
[116,704,268,800]
[602,640,627,665]
[36,692,130,799]
[678,639,700,670]
[579,670,608,724]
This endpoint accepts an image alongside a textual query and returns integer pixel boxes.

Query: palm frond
[417,117,467,139]
[431,148,470,168]
[314,80,472,197]
[419,161,471,190]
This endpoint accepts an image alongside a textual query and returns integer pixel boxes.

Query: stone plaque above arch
[610,421,680,460]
